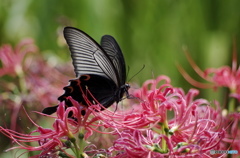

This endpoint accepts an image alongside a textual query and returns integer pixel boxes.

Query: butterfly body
[42,27,129,115]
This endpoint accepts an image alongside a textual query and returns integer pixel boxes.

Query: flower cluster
[177,46,240,157]
[107,76,227,157]
[0,41,240,157]
[178,46,240,110]
[0,39,69,130]
[0,97,108,157]
[1,75,235,157]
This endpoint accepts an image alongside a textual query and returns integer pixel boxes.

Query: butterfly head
[124,83,130,91]
[118,83,130,101]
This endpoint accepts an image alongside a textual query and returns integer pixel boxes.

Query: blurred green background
[0,0,240,156]
[1,0,240,89]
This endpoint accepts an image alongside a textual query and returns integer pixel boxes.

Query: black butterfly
[42,27,130,115]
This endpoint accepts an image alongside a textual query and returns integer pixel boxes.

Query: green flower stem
[66,128,86,158]
[161,118,169,153]
[71,137,81,158]
[78,132,85,157]
[153,112,169,153]
[68,132,80,158]
[16,65,27,94]
[228,97,235,113]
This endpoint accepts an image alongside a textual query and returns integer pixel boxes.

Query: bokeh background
[1,0,240,89]
[0,0,240,157]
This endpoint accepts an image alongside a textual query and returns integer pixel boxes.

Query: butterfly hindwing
[101,35,126,86]
[58,75,117,109]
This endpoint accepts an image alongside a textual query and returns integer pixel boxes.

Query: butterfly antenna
[126,65,130,80]
[127,65,145,82]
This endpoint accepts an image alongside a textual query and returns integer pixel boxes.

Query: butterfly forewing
[64,27,118,85]
[101,35,126,86]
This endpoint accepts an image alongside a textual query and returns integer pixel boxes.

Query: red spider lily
[108,76,227,157]
[1,75,238,157]
[177,44,240,157]
[221,113,240,158]
[204,42,240,102]
[205,41,240,90]
[0,39,37,77]
[178,44,240,103]
[24,57,70,108]
[0,97,108,157]
[0,40,68,130]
